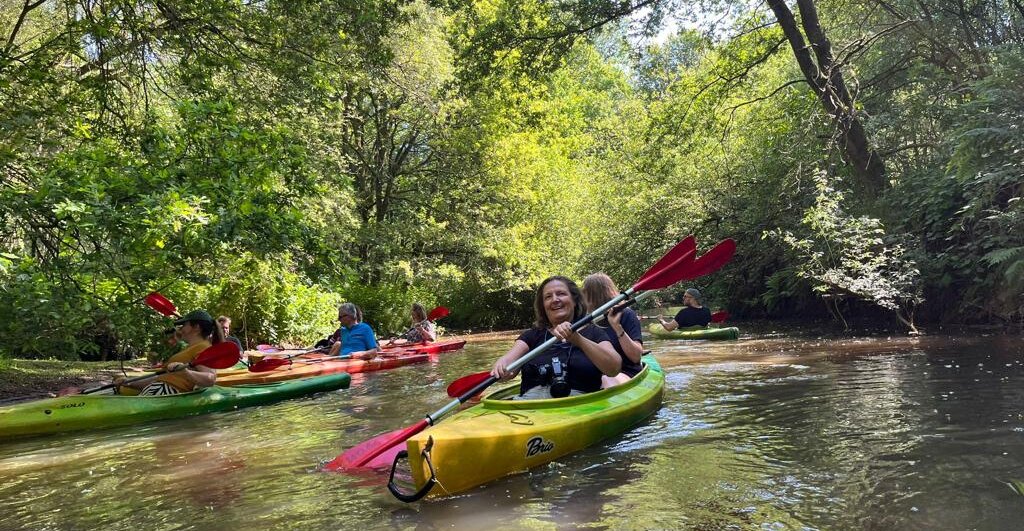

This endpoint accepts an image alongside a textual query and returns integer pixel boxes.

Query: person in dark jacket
[658,288,712,332]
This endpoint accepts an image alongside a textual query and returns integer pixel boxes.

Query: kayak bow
[386,355,664,500]
[646,323,739,340]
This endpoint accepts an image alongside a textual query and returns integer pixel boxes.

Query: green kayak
[647,323,739,340]
[0,373,350,439]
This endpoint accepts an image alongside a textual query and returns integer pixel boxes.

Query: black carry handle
[387,438,438,503]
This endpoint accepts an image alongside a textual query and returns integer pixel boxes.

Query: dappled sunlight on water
[1,328,1023,529]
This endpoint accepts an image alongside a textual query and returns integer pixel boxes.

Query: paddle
[443,241,736,399]
[144,292,180,318]
[383,306,450,348]
[445,289,658,398]
[326,238,733,472]
[77,342,241,395]
[247,346,332,372]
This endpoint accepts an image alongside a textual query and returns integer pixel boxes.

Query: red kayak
[381,338,467,355]
[218,351,431,385]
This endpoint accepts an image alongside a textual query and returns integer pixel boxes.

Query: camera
[522,356,571,398]
[548,356,571,398]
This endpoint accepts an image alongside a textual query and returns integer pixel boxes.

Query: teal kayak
[647,323,739,340]
[0,373,350,439]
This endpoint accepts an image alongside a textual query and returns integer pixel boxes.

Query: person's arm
[608,309,644,364]
[351,326,380,359]
[163,362,217,388]
[119,373,159,390]
[491,340,530,380]
[348,348,379,360]
[657,315,679,332]
[416,322,436,342]
[184,363,217,388]
[553,322,621,376]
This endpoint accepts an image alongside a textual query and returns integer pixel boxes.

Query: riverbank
[0,359,153,404]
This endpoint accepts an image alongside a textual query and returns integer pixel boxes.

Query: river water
[1,327,1023,530]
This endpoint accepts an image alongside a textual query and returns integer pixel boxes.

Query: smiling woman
[490,276,621,400]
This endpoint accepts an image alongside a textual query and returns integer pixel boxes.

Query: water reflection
[2,332,1024,529]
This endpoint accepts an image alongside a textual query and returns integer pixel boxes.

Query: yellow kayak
[394,355,664,498]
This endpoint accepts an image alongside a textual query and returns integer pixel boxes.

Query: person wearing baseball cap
[118,309,224,396]
[658,288,712,332]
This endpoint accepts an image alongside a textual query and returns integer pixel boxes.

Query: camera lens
[549,377,571,398]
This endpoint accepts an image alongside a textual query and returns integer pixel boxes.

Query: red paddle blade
[144,292,179,317]
[638,235,696,284]
[324,419,430,471]
[633,248,697,291]
[446,370,491,397]
[427,306,449,321]
[249,357,291,372]
[193,342,242,369]
[711,310,729,323]
[683,239,736,280]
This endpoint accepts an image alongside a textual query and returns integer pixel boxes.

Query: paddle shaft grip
[434,291,638,421]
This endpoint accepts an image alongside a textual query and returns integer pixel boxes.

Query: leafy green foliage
[2,0,1023,364]
[768,172,923,329]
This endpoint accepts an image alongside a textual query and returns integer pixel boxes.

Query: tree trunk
[767,0,888,196]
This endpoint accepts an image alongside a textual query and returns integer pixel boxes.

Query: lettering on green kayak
[500,411,534,425]
[526,436,554,457]
[45,402,85,415]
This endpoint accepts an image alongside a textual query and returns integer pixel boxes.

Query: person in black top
[491,276,620,399]
[582,273,644,388]
[658,288,712,332]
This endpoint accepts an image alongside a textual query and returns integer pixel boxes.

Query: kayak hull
[646,323,739,340]
[380,338,468,356]
[0,373,350,439]
[217,352,429,385]
[403,355,664,497]
[220,339,467,386]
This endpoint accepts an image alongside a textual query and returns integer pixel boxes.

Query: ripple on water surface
[2,333,1024,529]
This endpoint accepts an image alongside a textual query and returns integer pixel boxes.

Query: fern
[982,247,1024,266]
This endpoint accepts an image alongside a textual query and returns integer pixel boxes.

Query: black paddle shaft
[455,294,645,405]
